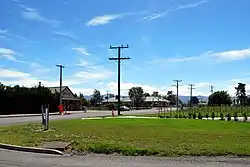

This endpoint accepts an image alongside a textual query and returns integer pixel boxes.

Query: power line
[109,44,130,116]
[188,84,195,108]
[173,80,182,111]
[56,64,65,106]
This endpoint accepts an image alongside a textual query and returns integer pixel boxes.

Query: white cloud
[142,35,150,44]
[210,48,250,61]
[141,12,168,21]
[174,0,208,11]
[53,32,81,44]
[152,48,250,64]
[103,81,211,97]
[76,59,91,66]
[18,3,60,26]
[73,70,113,81]
[0,29,34,43]
[70,87,94,96]
[22,10,60,25]
[141,0,208,20]
[72,47,91,56]
[0,48,22,62]
[0,29,8,35]
[86,14,125,26]
[29,62,51,73]
[0,68,30,78]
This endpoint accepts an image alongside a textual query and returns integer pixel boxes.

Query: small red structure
[58,104,64,114]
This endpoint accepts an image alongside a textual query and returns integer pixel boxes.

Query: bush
[220,113,224,120]
[243,113,248,122]
[188,113,192,119]
[0,84,58,115]
[183,115,187,119]
[198,112,202,119]
[175,114,178,119]
[211,112,215,120]
[205,113,209,119]
[234,112,238,122]
[227,113,231,121]
[192,113,196,119]
[178,114,183,119]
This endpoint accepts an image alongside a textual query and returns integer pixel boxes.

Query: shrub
[192,113,196,119]
[243,113,248,122]
[183,115,187,119]
[220,113,224,120]
[188,113,192,119]
[178,114,183,119]
[211,112,215,120]
[198,112,202,119]
[227,113,231,121]
[234,112,238,122]
[175,114,178,119]
[205,113,209,119]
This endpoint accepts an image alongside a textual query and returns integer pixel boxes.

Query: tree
[79,93,90,107]
[188,96,199,106]
[235,83,247,106]
[166,91,178,105]
[90,89,102,106]
[128,87,144,109]
[144,92,150,97]
[152,91,159,97]
[208,91,232,106]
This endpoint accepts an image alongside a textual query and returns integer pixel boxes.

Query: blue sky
[1,0,250,96]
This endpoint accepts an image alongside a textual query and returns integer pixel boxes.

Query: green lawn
[1,118,250,156]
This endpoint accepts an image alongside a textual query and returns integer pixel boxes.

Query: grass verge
[1,118,250,156]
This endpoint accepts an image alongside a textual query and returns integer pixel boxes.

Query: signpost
[41,104,49,131]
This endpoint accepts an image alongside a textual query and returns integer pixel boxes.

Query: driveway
[0,149,249,167]
[0,109,159,126]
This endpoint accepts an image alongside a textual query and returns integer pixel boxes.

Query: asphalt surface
[0,109,161,126]
[1,149,250,167]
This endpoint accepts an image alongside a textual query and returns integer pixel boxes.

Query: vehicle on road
[120,106,131,111]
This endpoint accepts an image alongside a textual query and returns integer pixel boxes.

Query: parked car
[120,106,131,111]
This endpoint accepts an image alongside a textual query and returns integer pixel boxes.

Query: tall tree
[208,91,232,106]
[188,96,199,106]
[79,93,90,107]
[90,89,102,106]
[235,83,247,106]
[128,87,144,109]
[152,91,159,97]
[166,91,178,105]
[144,92,150,97]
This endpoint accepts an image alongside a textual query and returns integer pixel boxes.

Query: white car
[120,106,131,111]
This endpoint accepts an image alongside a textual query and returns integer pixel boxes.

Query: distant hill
[83,95,92,100]
[179,96,208,103]
[83,94,208,103]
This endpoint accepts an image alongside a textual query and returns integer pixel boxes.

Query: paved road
[0,149,249,167]
[0,109,160,126]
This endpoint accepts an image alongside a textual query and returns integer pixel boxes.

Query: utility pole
[188,84,195,108]
[210,85,214,94]
[107,91,109,103]
[109,44,130,115]
[56,64,65,106]
[173,80,182,111]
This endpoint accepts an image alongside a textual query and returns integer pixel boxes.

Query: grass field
[146,106,250,119]
[1,118,250,156]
